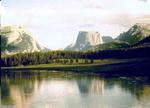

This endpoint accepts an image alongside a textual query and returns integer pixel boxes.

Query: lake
[1,70,150,108]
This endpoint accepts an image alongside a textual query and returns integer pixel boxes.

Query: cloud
[1,0,150,49]
[85,3,102,9]
[79,24,95,28]
[138,0,148,2]
[88,13,150,28]
[108,13,150,27]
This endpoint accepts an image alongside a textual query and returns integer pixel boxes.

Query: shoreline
[1,58,150,76]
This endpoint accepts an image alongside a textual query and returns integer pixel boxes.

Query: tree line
[1,45,150,67]
[1,51,94,67]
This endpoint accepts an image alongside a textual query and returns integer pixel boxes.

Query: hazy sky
[1,0,150,50]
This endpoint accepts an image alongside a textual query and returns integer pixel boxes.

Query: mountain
[102,36,113,43]
[65,43,75,51]
[89,23,150,51]
[88,36,150,59]
[116,23,150,44]
[65,31,103,51]
[88,40,129,51]
[65,23,150,52]
[130,35,150,48]
[0,25,49,55]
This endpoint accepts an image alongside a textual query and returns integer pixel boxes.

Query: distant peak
[1,25,25,29]
[134,23,150,28]
[1,25,48,55]
[65,31,103,51]
[0,25,32,35]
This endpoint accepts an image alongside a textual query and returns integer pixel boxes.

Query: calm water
[1,70,150,108]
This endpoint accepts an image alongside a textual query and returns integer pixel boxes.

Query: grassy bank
[1,59,133,69]
[1,58,150,77]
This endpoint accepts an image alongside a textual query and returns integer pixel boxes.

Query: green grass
[1,59,135,70]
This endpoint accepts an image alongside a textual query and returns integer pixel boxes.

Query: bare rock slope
[116,23,150,44]
[1,25,49,55]
[65,31,103,51]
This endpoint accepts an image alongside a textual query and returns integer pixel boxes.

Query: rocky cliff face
[65,31,103,51]
[1,25,49,55]
[116,23,150,44]
[102,36,113,43]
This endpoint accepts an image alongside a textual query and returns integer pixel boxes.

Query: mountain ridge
[79,23,150,51]
[116,23,150,44]
[1,25,49,55]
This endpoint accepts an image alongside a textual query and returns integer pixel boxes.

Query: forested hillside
[1,41,150,67]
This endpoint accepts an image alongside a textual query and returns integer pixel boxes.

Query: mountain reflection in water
[1,70,150,108]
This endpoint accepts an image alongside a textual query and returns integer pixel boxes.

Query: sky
[1,0,150,50]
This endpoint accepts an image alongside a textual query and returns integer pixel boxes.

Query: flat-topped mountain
[65,31,103,51]
[1,25,49,55]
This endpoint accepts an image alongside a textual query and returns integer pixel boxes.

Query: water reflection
[77,78,104,95]
[1,70,150,108]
